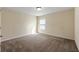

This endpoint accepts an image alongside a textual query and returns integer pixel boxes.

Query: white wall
[0,11,1,42]
[38,9,74,40]
[75,8,79,50]
[1,9,36,42]
[0,11,1,52]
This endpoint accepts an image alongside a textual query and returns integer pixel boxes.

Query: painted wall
[0,11,1,52]
[0,11,1,42]
[1,9,36,41]
[38,9,74,40]
[75,8,79,50]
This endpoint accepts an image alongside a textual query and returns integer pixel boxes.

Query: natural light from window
[40,19,46,30]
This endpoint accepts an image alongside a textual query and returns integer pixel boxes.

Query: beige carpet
[0,45,1,52]
[1,33,78,52]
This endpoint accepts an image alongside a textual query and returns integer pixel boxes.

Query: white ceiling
[2,7,73,16]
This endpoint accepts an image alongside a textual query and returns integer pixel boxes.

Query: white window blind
[40,19,46,30]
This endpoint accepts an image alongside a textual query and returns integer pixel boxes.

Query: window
[40,19,46,30]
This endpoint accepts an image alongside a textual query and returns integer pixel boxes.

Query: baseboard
[40,33,73,40]
[1,33,31,42]
[1,33,73,42]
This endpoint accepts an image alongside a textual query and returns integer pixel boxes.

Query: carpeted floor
[1,33,78,52]
[0,45,1,52]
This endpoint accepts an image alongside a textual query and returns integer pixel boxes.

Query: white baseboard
[1,33,31,42]
[1,33,73,42]
[40,33,73,40]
